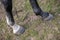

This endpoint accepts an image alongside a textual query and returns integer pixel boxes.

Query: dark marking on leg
[1,0,15,26]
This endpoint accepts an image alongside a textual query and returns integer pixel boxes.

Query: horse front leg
[1,0,25,35]
[29,0,53,21]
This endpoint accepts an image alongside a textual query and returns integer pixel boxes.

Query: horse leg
[29,0,53,21]
[1,0,25,35]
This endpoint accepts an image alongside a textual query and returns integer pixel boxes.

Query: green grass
[0,0,60,40]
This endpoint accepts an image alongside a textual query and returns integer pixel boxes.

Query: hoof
[42,12,53,21]
[11,24,25,35]
[43,14,53,21]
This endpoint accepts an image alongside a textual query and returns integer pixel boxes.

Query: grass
[0,0,60,40]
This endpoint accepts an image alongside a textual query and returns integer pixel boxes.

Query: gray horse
[1,0,53,35]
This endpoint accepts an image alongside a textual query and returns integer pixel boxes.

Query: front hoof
[43,14,53,21]
[11,24,25,35]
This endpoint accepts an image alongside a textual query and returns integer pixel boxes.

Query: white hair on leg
[6,16,12,26]
[6,16,25,35]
